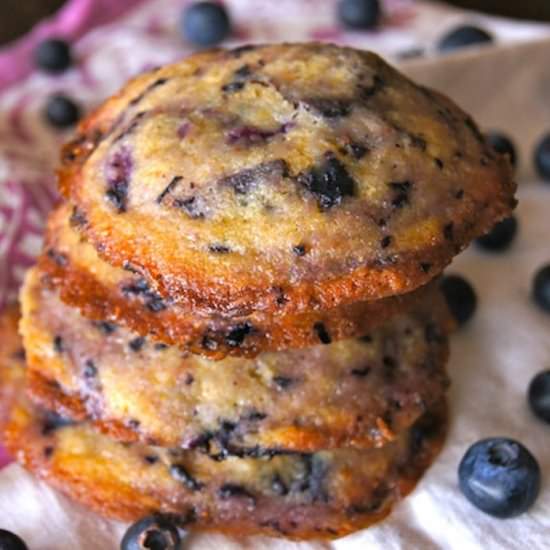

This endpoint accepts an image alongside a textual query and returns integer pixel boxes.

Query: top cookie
[60,43,515,315]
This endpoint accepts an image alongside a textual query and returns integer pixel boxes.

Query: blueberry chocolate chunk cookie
[40,204,429,358]
[21,265,450,453]
[59,43,516,317]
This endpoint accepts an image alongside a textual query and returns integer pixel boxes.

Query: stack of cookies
[2,43,515,540]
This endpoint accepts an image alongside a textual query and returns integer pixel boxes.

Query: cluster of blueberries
[0,2,544,549]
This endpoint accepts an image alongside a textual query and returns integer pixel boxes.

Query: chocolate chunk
[208,243,231,254]
[420,262,432,273]
[455,189,464,199]
[273,376,295,390]
[313,322,332,344]
[129,336,146,352]
[297,153,356,209]
[434,158,444,169]
[220,159,288,194]
[225,322,253,347]
[43,446,54,458]
[53,335,64,353]
[170,464,203,491]
[144,454,158,464]
[292,244,307,256]
[156,175,183,204]
[410,134,427,150]
[46,248,68,267]
[383,356,397,380]
[304,97,352,118]
[105,147,132,213]
[360,334,373,343]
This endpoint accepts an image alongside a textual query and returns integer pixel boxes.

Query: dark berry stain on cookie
[129,77,169,106]
[114,111,146,142]
[69,206,87,227]
[53,335,64,353]
[220,159,288,194]
[156,175,183,204]
[46,248,69,267]
[292,244,307,256]
[434,157,444,169]
[225,322,253,347]
[342,142,368,160]
[170,464,204,491]
[388,181,412,208]
[351,366,372,377]
[443,222,454,241]
[358,74,385,101]
[172,195,206,219]
[93,321,117,334]
[273,376,295,390]
[297,153,356,209]
[121,278,167,312]
[303,97,352,118]
[105,147,133,213]
[129,336,146,352]
[299,455,329,502]
[41,411,74,435]
[271,474,289,496]
[313,322,332,344]
[221,81,245,93]
[226,123,292,146]
[83,359,97,378]
[380,235,392,248]
[208,243,232,254]
[218,483,256,504]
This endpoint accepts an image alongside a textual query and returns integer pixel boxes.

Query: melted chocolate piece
[297,153,356,209]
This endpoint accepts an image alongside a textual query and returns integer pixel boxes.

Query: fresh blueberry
[534,133,550,181]
[34,38,72,73]
[528,370,550,423]
[475,216,518,252]
[438,25,493,53]
[0,529,28,550]
[45,94,81,128]
[440,274,477,326]
[486,131,517,167]
[181,2,231,47]
[532,264,550,313]
[458,438,540,518]
[120,515,182,550]
[338,0,381,30]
